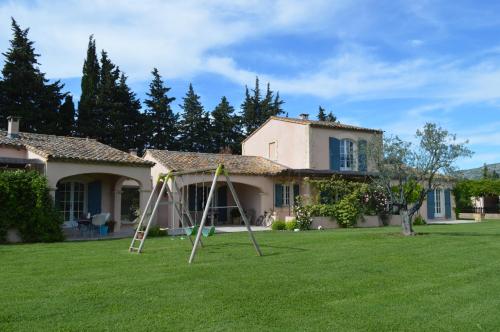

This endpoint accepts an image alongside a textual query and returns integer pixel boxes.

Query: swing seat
[184,226,199,236]
[202,226,216,237]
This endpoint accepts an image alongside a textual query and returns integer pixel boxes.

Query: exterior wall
[309,127,381,171]
[45,161,152,230]
[242,118,310,168]
[0,146,28,158]
[143,153,276,228]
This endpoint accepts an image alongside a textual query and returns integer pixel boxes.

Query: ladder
[129,175,169,253]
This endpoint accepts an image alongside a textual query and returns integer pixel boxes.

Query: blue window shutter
[88,181,102,215]
[427,190,435,219]
[293,184,300,200]
[217,186,228,222]
[444,189,451,219]
[275,184,283,207]
[358,139,367,172]
[329,137,340,171]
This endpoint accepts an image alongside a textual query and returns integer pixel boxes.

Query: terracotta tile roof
[0,131,153,167]
[242,116,383,143]
[147,150,288,175]
[270,116,384,133]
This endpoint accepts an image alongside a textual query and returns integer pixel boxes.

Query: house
[146,114,455,229]
[0,116,154,232]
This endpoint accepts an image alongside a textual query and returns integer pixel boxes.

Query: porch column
[139,189,152,223]
[113,190,122,232]
[48,186,57,201]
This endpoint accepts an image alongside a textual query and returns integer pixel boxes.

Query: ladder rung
[136,230,145,233]
[129,247,140,251]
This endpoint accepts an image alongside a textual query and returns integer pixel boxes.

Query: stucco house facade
[145,115,455,229]
[0,117,153,232]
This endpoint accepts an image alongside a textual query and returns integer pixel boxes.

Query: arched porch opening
[55,172,148,233]
[159,181,264,229]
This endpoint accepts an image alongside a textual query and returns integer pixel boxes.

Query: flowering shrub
[293,196,312,230]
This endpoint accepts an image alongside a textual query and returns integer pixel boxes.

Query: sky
[0,0,499,169]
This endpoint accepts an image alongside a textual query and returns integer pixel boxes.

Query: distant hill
[459,163,500,179]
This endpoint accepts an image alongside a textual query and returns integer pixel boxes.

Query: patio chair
[91,213,111,237]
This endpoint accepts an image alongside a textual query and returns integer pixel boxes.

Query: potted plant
[105,220,116,233]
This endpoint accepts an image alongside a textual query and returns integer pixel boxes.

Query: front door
[434,189,445,218]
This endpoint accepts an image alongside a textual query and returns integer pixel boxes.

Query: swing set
[129,164,262,263]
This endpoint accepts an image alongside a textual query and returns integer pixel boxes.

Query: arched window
[56,181,86,224]
[339,139,354,170]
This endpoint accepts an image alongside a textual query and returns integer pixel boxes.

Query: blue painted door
[275,184,283,207]
[444,189,452,219]
[329,137,340,171]
[427,190,435,219]
[88,181,102,215]
[358,140,367,172]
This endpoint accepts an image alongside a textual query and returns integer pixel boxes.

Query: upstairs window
[340,139,354,170]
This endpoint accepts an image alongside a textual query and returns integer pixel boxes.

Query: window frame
[339,139,355,170]
[57,181,87,224]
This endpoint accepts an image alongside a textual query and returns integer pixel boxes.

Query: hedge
[0,170,63,243]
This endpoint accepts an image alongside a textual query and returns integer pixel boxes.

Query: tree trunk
[400,209,415,236]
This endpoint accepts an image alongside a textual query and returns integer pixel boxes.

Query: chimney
[299,113,309,120]
[128,148,138,157]
[7,116,20,138]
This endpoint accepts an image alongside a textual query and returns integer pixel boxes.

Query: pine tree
[241,77,284,134]
[178,84,211,152]
[0,18,65,132]
[325,111,337,122]
[77,35,100,137]
[317,106,327,121]
[144,68,178,150]
[57,95,75,136]
[211,96,242,154]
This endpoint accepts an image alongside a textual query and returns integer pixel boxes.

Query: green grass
[2,221,500,331]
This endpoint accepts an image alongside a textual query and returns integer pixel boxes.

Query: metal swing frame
[129,164,262,264]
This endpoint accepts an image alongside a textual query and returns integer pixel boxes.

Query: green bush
[147,226,168,237]
[271,220,286,230]
[0,170,63,243]
[285,219,298,231]
[333,193,363,227]
[413,215,427,226]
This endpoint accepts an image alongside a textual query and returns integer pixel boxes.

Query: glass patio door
[57,182,86,226]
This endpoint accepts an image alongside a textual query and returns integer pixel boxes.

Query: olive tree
[369,123,472,235]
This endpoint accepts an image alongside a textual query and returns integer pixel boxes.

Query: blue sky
[0,0,499,169]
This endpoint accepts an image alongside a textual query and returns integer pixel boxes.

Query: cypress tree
[111,73,144,153]
[241,76,284,134]
[144,68,178,150]
[0,18,65,133]
[77,35,100,137]
[95,50,120,145]
[317,106,327,121]
[178,84,211,152]
[211,96,242,154]
[57,95,75,136]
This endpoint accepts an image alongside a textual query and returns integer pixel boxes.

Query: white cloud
[0,0,343,80]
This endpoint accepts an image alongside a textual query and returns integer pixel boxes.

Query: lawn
[1,221,500,331]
